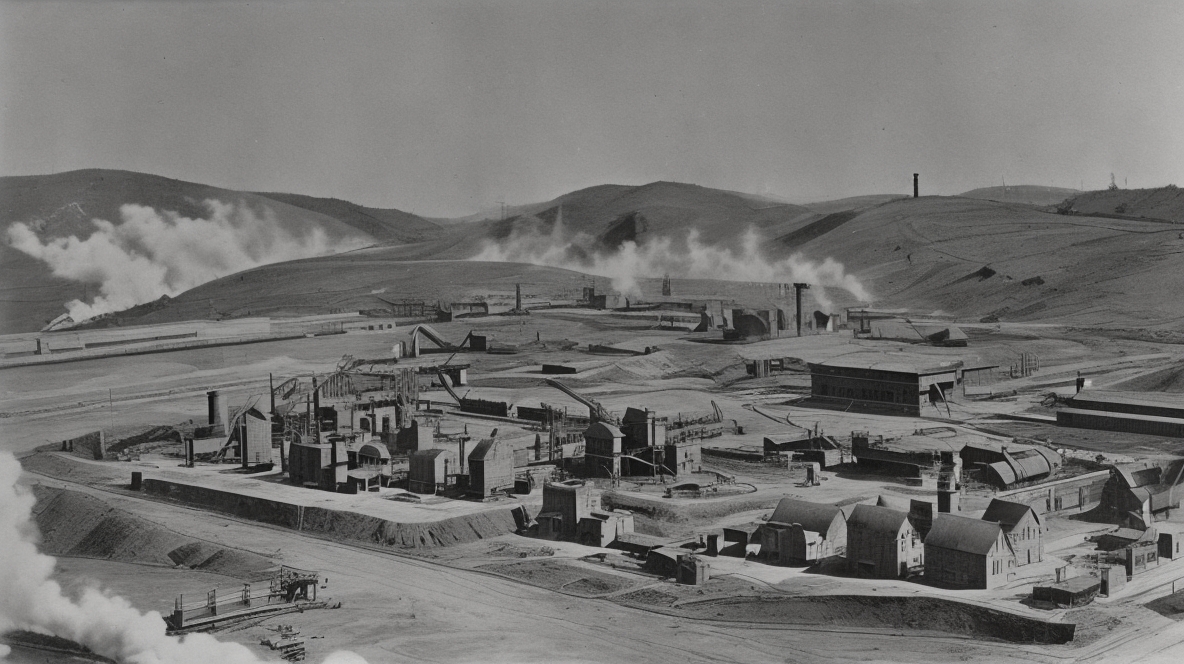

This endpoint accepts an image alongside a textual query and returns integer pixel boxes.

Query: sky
[1,0,1182,218]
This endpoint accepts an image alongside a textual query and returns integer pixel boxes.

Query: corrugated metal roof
[768,497,842,535]
[988,460,1017,485]
[925,514,1005,555]
[847,504,909,535]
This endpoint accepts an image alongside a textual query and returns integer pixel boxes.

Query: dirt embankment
[619,593,1076,645]
[31,486,274,578]
[141,478,520,549]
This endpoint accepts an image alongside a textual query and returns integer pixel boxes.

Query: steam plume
[0,451,365,663]
[470,222,871,311]
[6,201,369,322]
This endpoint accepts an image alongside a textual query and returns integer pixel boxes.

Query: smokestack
[793,283,809,337]
[312,377,321,445]
[515,283,522,310]
[206,390,226,430]
[913,173,919,198]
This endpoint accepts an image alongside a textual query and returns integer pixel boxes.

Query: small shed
[408,448,457,494]
[1033,576,1100,607]
[468,438,515,498]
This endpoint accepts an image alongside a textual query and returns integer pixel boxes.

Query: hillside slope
[252,191,440,244]
[958,185,1080,206]
[1054,186,1184,223]
[794,196,1184,327]
[0,170,441,333]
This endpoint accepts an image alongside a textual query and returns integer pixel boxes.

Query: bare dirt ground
[8,308,1184,661]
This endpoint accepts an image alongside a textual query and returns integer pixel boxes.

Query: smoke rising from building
[0,451,366,663]
[6,201,368,323]
[470,222,871,311]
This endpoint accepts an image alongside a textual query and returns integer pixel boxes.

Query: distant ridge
[958,185,1080,206]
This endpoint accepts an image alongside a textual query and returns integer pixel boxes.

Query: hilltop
[1053,185,1184,223]
[0,169,441,334]
[792,195,1184,327]
[958,185,1080,206]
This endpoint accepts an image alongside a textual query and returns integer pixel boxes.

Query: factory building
[981,499,1043,566]
[408,448,457,494]
[1101,460,1184,529]
[961,444,1062,488]
[537,480,601,540]
[1057,390,1184,438]
[288,438,349,490]
[467,438,515,498]
[807,358,962,416]
[845,504,923,579]
[584,422,624,478]
[924,514,1016,589]
[758,498,847,565]
[993,470,1110,516]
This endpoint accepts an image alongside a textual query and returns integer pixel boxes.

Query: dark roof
[468,438,501,461]
[768,497,842,535]
[410,448,454,460]
[981,499,1039,530]
[584,422,623,439]
[925,514,1007,556]
[847,504,909,535]
[1071,390,1184,410]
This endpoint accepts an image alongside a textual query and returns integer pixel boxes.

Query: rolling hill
[1053,186,1184,223]
[958,185,1080,206]
[0,169,441,334]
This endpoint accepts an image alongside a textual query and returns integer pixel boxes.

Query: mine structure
[166,566,323,635]
[436,368,511,418]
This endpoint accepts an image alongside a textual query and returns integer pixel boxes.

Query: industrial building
[287,438,349,490]
[1057,390,1184,438]
[467,438,515,498]
[537,480,601,540]
[758,498,847,565]
[981,499,1043,566]
[408,448,458,494]
[845,504,922,578]
[993,470,1110,516]
[961,444,1062,488]
[583,422,624,478]
[1101,460,1184,529]
[924,514,1016,589]
[806,358,963,416]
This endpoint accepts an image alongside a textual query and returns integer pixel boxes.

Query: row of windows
[818,384,916,403]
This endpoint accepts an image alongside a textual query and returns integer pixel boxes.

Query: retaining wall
[142,478,519,549]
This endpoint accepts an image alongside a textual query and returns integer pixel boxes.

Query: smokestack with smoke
[469,222,871,311]
[0,451,366,663]
[5,200,369,323]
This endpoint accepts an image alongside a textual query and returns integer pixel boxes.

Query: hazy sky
[2,1,1182,217]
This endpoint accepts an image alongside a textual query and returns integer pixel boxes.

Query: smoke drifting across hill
[469,218,871,310]
[0,451,367,663]
[6,200,369,322]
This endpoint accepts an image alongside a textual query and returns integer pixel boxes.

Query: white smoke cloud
[6,201,369,322]
[0,451,366,663]
[470,221,871,311]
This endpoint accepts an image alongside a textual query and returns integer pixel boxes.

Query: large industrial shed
[924,514,1016,589]
[758,498,846,565]
[1057,390,1184,438]
[845,504,923,578]
[408,448,457,494]
[806,358,962,416]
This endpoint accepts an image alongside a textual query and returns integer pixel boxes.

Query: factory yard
[6,304,1184,663]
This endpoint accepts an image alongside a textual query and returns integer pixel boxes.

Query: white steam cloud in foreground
[6,201,368,322]
[0,451,366,663]
[470,219,871,311]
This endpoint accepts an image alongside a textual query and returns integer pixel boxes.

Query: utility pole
[793,283,810,337]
